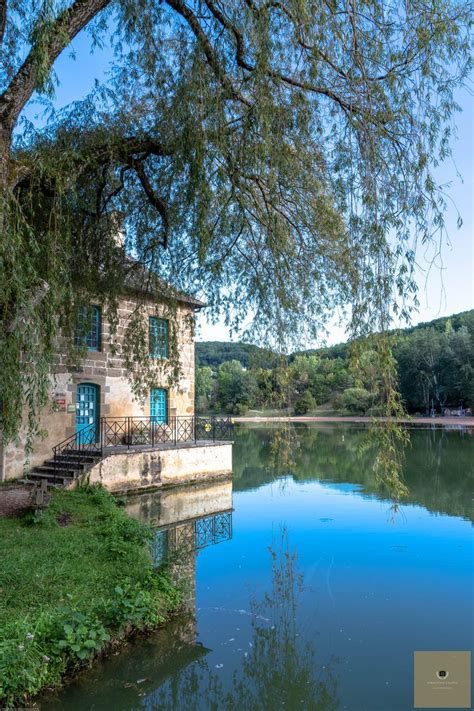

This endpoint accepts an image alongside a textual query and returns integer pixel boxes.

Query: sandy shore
[233,415,474,427]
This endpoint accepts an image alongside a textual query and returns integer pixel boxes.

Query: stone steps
[27,450,102,488]
[41,458,87,471]
[52,454,98,464]
[23,471,74,487]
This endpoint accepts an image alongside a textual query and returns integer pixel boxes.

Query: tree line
[196,310,474,416]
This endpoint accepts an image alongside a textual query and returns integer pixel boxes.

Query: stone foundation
[75,442,233,492]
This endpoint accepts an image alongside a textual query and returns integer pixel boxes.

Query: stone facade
[0,294,201,481]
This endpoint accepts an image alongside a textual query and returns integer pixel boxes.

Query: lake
[41,423,474,710]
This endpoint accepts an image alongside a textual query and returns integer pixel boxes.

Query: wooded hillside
[196,310,474,415]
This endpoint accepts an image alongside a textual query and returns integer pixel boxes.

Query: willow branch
[4,280,50,334]
[129,159,169,248]
[12,134,174,190]
[165,0,252,106]
[198,0,366,118]
[0,0,112,128]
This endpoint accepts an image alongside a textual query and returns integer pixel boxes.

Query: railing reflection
[151,510,233,567]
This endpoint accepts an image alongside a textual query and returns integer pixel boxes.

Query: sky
[20,28,474,348]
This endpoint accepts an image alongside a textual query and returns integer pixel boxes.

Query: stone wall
[1,297,197,481]
[78,443,233,493]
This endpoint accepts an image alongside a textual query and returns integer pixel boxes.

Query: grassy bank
[0,486,184,706]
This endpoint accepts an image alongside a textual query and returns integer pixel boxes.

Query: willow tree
[0,0,471,493]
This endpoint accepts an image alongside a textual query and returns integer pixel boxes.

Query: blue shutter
[150,388,168,424]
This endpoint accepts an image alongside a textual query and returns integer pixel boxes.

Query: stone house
[0,267,211,482]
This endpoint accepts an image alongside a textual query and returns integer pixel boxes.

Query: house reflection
[126,480,233,557]
[126,480,233,605]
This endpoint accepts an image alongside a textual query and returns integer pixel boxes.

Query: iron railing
[101,415,233,448]
[52,416,232,484]
[52,422,102,484]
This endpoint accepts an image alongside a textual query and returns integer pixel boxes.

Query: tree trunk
[0,122,11,194]
[0,120,12,239]
[0,0,113,195]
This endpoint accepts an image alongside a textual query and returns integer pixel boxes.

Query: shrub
[294,390,316,415]
[340,388,374,414]
[53,610,110,661]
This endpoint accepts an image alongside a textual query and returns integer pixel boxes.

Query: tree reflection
[268,423,301,479]
[145,529,339,711]
[232,424,474,521]
[226,528,339,711]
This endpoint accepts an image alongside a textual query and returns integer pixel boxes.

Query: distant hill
[196,341,278,369]
[394,309,474,337]
[196,309,474,367]
[294,309,474,360]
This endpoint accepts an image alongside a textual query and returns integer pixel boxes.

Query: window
[74,305,101,351]
[149,317,169,359]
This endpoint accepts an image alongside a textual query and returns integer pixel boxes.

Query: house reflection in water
[126,479,233,556]
[126,480,233,604]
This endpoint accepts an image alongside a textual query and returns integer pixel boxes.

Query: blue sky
[20,29,473,346]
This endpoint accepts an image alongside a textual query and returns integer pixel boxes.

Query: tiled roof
[123,258,206,309]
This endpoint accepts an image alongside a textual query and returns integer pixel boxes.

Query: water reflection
[233,424,474,520]
[267,421,301,478]
[39,616,210,710]
[126,481,233,565]
[149,512,233,566]
[145,529,339,711]
[38,425,473,711]
[40,481,234,710]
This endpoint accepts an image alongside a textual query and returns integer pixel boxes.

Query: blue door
[150,388,168,424]
[76,384,100,444]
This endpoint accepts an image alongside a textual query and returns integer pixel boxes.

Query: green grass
[0,486,184,706]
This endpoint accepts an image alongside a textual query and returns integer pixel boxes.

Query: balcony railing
[51,416,233,484]
[101,415,233,448]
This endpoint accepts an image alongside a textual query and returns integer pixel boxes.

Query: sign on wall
[52,393,66,412]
